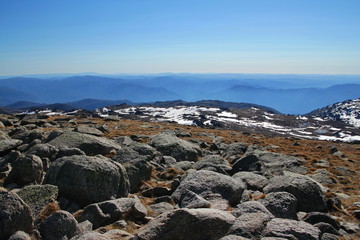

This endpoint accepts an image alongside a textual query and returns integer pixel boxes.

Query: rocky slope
[0,113,359,240]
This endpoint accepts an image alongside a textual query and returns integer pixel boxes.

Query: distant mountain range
[0,74,359,114]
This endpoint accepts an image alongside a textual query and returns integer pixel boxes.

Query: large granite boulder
[150,132,202,162]
[44,155,129,205]
[172,170,245,206]
[0,191,34,240]
[47,131,121,156]
[136,208,235,240]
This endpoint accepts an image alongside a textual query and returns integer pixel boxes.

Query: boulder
[232,201,274,218]
[10,129,44,144]
[302,212,340,230]
[150,132,202,161]
[219,236,250,240]
[252,150,307,175]
[75,126,104,136]
[172,170,245,206]
[0,191,34,240]
[263,218,321,240]
[194,155,231,174]
[147,202,174,217]
[38,210,81,240]
[47,131,121,156]
[76,197,147,229]
[263,174,327,212]
[16,184,59,219]
[103,229,134,240]
[136,208,235,240]
[232,171,268,190]
[223,142,248,157]
[231,154,263,173]
[178,190,211,209]
[70,232,111,240]
[4,155,43,186]
[44,155,129,205]
[0,131,22,156]
[260,192,298,219]
[123,159,152,193]
[25,143,58,159]
[8,231,31,240]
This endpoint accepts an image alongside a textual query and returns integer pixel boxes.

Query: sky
[1,0,360,76]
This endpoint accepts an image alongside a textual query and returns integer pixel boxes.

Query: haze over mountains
[0,73,359,114]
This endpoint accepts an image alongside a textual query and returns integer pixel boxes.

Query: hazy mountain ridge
[0,74,359,114]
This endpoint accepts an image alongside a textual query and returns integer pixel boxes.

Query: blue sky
[1,0,359,75]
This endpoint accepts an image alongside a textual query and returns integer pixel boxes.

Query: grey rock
[314,222,340,236]
[25,143,58,159]
[147,202,174,216]
[264,174,327,212]
[302,212,340,230]
[8,231,31,240]
[224,142,248,157]
[227,212,273,238]
[10,129,44,144]
[310,169,338,185]
[76,126,104,136]
[70,232,111,240]
[130,142,158,158]
[103,229,134,240]
[231,154,263,173]
[260,191,298,219]
[252,150,307,175]
[321,233,340,240]
[263,218,321,240]
[0,131,22,155]
[142,186,171,198]
[219,235,250,240]
[232,201,274,218]
[47,131,121,156]
[16,184,58,220]
[232,171,268,190]
[171,161,194,171]
[76,197,147,229]
[150,132,202,162]
[178,190,211,208]
[78,220,93,234]
[172,170,245,206]
[340,221,360,234]
[5,155,43,186]
[136,208,235,240]
[161,156,177,166]
[0,191,33,240]
[38,210,80,240]
[56,147,86,158]
[45,155,129,205]
[123,159,152,193]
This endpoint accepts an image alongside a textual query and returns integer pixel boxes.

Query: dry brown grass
[38,201,61,222]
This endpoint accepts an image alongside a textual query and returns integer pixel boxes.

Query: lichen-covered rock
[172,170,245,206]
[47,131,121,156]
[16,184,58,219]
[38,211,80,240]
[0,131,22,155]
[263,218,321,240]
[232,171,268,190]
[8,231,31,240]
[178,190,211,209]
[44,155,129,205]
[0,191,34,240]
[150,132,202,161]
[136,208,235,240]
[4,155,43,186]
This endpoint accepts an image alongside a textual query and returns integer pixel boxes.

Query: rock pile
[0,114,359,240]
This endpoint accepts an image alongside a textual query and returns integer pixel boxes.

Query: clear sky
[1,0,360,75]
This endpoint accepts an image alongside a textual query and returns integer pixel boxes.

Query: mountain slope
[308,98,360,127]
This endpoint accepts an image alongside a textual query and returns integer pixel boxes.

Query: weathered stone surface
[302,212,340,230]
[47,131,121,156]
[38,210,80,240]
[45,155,129,205]
[314,222,340,236]
[232,171,268,190]
[0,131,22,155]
[232,201,274,218]
[16,184,58,219]
[252,150,307,175]
[136,208,235,240]
[10,129,44,144]
[5,155,43,186]
[70,232,111,240]
[172,170,245,206]
[76,126,104,136]
[147,202,174,217]
[150,132,202,162]
[178,190,211,209]
[264,174,327,212]
[123,160,152,193]
[260,191,298,219]
[263,218,321,240]
[55,147,86,158]
[223,142,248,157]
[76,197,147,229]
[25,143,58,159]
[219,235,250,240]
[8,231,31,240]
[103,229,134,240]
[0,191,34,240]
